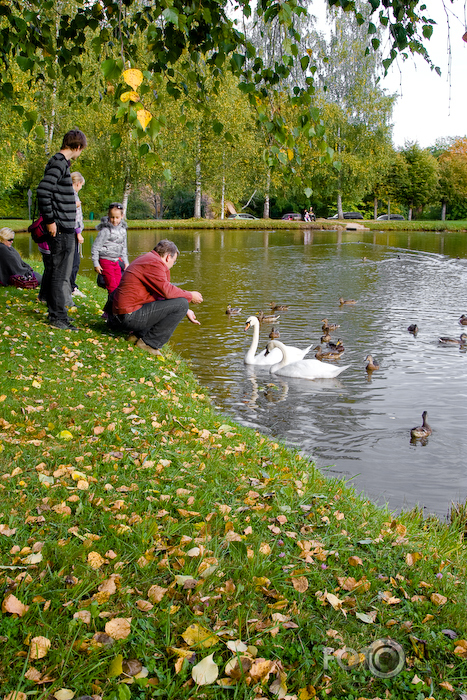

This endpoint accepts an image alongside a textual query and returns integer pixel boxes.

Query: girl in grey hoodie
[92,202,129,292]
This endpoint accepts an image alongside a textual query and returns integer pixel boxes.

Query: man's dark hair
[154,239,179,258]
[61,129,87,151]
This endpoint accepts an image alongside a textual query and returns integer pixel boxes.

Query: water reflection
[16,227,467,516]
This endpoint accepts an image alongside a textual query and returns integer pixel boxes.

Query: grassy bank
[4,218,467,233]
[1,274,467,700]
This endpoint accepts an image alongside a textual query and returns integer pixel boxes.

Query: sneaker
[135,338,162,356]
[72,289,86,298]
[50,320,79,331]
[128,333,139,345]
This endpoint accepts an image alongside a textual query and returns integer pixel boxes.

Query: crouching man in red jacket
[109,239,203,357]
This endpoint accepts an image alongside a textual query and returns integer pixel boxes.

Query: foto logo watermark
[323,638,405,678]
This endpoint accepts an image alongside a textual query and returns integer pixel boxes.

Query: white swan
[244,316,313,366]
[266,340,350,379]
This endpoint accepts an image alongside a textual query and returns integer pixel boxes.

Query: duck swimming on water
[321,318,340,332]
[438,333,467,345]
[407,324,418,334]
[365,354,380,371]
[410,411,432,440]
[226,304,242,315]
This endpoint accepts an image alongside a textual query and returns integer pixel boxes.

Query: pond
[17,227,467,517]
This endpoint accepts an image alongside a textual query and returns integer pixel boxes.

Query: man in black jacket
[37,129,87,331]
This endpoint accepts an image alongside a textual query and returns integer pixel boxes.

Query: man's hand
[186,310,200,325]
[190,291,203,304]
[47,222,57,237]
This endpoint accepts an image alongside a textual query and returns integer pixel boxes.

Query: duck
[266,340,349,379]
[226,304,242,315]
[321,318,340,332]
[459,315,467,326]
[269,326,280,339]
[365,354,380,371]
[328,339,344,352]
[407,324,418,334]
[257,310,280,324]
[339,297,356,305]
[244,316,312,366]
[314,345,344,361]
[269,302,290,311]
[321,332,332,343]
[438,333,467,345]
[410,411,432,440]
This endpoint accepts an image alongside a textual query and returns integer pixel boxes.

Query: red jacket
[112,250,192,314]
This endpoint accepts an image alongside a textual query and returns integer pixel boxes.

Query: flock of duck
[226,300,467,442]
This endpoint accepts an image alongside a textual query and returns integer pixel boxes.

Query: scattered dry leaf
[105,617,132,640]
[29,636,51,659]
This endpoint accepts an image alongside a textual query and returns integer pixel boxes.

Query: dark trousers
[111,297,189,349]
[39,252,52,303]
[46,231,75,323]
[70,239,80,292]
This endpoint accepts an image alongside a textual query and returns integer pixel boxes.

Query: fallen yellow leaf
[181,623,218,649]
[105,617,132,640]
[192,653,219,685]
[29,635,51,659]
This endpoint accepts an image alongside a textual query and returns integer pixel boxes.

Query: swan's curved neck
[272,341,288,369]
[245,320,260,361]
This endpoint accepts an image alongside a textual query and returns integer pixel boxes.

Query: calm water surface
[18,228,467,516]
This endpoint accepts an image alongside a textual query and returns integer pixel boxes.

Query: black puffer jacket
[37,153,76,232]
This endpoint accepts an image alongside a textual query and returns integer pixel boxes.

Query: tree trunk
[373,197,378,220]
[387,199,391,218]
[441,200,446,221]
[263,170,271,219]
[220,150,225,220]
[336,127,343,219]
[408,202,413,221]
[337,189,343,219]
[122,181,131,219]
[194,137,202,218]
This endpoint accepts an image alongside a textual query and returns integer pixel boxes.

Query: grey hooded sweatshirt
[91,216,129,268]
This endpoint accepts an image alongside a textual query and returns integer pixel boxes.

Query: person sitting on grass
[0,227,42,287]
[107,239,203,357]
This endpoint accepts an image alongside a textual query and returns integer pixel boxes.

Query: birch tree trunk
[408,202,413,221]
[373,197,378,219]
[441,200,446,221]
[220,150,225,220]
[337,188,344,219]
[387,199,391,218]
[122,181,131,219]
[263,170,270,219]
[194,137,202,218]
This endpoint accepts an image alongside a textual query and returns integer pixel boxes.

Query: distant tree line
[0,1,465,221]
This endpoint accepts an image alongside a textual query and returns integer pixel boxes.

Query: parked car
[376,214,405,220]
[228,213,258,219]
[281,212,302,220]
[327,212,364,220]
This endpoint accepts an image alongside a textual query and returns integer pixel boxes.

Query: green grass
[1,273,467,700]
[4,217,467,233]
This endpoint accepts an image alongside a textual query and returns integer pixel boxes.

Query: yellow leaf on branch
[120,91,140,103]
[123,68,143,90]
[137,109,152,130]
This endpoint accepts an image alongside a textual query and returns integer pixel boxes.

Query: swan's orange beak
[244,321,251,331]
